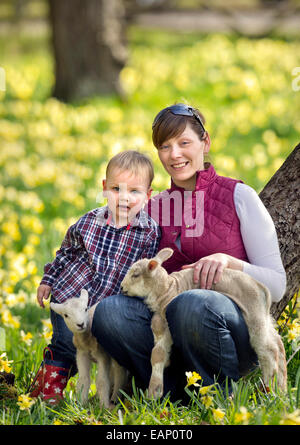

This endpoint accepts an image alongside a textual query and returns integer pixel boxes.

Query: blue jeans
[48,308,77,372]
[48,290,257,398]
[91,290,258,398]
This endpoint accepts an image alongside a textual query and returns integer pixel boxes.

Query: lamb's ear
[155,248,174,264]
[81,289,88,297]
[80,289,89,305]
[50,302,62,315]
[148,259,159,272]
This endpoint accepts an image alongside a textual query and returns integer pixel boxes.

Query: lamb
[50,289,127,409]
[121,247,287,398]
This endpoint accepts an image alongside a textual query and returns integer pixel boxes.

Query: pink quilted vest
[147,164,249,273]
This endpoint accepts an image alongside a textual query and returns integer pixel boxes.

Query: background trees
[48,0,127,101]
[259,143,300,320]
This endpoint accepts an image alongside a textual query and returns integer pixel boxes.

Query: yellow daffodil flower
[212,408,225,422]
[20,330,33,346]
[17,394,35,411]
[201,395,213,409]
[280,410,300,425]
[0,352,13,373]
[234,406,252,424]
[185,371,202,387]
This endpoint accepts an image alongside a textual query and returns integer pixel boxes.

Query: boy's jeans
[49,290,257,398]
[49,308,77,369]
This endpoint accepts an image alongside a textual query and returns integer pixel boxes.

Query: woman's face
[157,123,210,190]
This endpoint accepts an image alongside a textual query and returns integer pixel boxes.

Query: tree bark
[259,143,300,320]
[49,0,127,102]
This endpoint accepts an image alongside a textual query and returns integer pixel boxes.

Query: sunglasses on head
[152,104,206,133]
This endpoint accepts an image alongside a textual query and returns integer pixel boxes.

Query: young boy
[30,150,160,403]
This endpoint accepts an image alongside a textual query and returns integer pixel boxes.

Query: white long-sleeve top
[234,183,286,303]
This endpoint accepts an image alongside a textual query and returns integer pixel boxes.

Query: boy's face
[102,167,152,226]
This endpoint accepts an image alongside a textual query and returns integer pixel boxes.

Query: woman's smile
[171,161,189,170]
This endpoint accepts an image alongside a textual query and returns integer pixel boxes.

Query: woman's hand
[37,284,51,308]
[181,253,233,289]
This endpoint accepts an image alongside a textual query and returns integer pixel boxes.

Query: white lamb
[121,248,287,398]
[50,289,127,409]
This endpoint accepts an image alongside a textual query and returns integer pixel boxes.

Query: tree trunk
[259,143,300,320]
[48,0,127,102]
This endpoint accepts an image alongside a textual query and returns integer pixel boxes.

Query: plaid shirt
[41,206,160,306]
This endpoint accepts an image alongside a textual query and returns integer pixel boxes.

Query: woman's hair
[106,150,154,188]
[152,104,207,149]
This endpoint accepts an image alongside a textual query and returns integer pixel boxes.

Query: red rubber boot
[29,347,71,405]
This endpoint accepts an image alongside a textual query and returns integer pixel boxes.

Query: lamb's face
[50,289,89,333]
[121,248,174,299]
[121,259,152,298]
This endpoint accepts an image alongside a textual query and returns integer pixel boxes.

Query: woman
[92,103,286,398]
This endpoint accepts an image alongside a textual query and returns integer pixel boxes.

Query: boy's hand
[37,284,51,308]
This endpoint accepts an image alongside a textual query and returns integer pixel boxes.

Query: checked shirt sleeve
[40,222,85,287]
[141,225,161,260]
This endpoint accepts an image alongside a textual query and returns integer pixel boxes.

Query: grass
[0,25,299,425]
[1,369,300,425]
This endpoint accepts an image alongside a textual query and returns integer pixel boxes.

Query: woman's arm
[233,183,286,302]
[182,183,286,302]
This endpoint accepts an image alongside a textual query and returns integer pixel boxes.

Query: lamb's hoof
[148,384,163,400]
[100,402,115,411]
[98,398,113,411]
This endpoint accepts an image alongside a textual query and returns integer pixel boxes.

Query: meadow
[0,25,300,425]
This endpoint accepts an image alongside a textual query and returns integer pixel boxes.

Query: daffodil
[201,395,213,409]
[199,385,214,395]
[287,329,298,342]
[17,394,35,411]
[1,309,20,328]
[212,408,225,422]
[185,371,202,387]
[20,330,33,346]
[234,406,252,424]
[0,352,13,373]
[41,319,52,330]
[280,409,300,425]
[41,328,52,341]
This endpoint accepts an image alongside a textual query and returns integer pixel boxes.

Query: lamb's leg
[248,315,287,393]
[274,332,287,392]
[248,322,279,392]
[110,360,127,403]
[148,313,172,399]
[258,343,279,391]
[76,350,91,404]
[95,345,112,409]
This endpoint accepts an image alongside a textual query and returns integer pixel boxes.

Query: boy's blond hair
[106,150,154,188]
